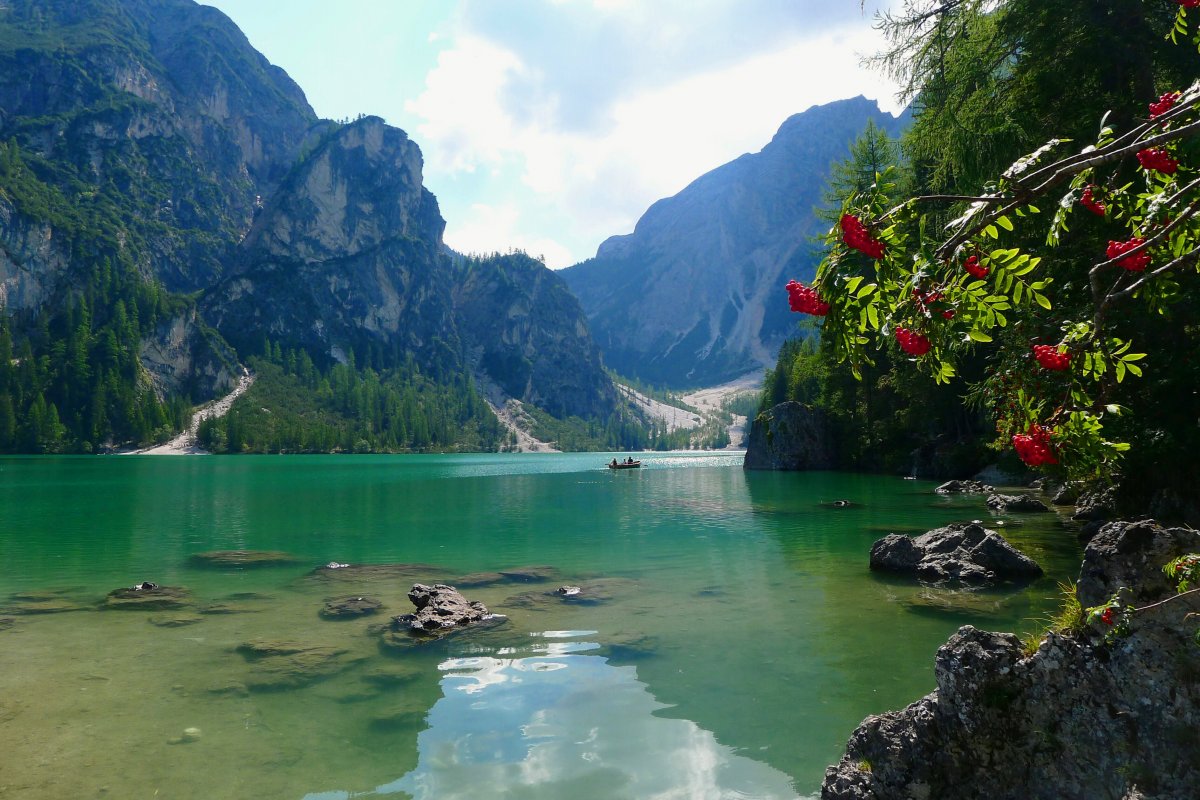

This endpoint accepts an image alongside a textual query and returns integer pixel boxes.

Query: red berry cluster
[1136,148,1179,175]
[786,279,830,316]
[963,255,989,280]
[1099,608,1117,626]
[1012,424,1058,466]
[1080,185,1106,216]
[1032,344,1070,371]
[894,327,931,356]
[840,214,886,259]
[913,288,956,319]
[1106,238,1150,272]
[1149,91,1181,119]
[1178,0,1200,9]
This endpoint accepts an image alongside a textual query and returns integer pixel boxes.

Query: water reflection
[340,632,802,800]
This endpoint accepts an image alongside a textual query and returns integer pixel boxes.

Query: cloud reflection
[361,643,802,799]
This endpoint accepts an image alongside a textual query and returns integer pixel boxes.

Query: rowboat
[607,460,641,469]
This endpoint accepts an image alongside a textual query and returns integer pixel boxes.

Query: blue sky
[202,1,903,267]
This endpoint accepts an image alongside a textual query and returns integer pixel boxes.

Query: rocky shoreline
[823,519,1200,800]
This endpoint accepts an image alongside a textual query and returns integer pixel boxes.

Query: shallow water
[0,453,1082,798]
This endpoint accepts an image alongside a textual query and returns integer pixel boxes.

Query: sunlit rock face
[562,97,909,388]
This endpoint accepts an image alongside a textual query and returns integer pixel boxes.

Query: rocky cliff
[822,519,1200,800]
[561,97,908,387]
[452,252,618,420]
[742,401,835,470]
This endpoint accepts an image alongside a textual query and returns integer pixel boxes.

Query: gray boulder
[986,493,1051,513]
[870,523,1043,585]
[390,583,494,638]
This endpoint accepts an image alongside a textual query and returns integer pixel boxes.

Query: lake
[0,453,1082,799]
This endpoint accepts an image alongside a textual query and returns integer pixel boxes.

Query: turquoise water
[0,453,1082,798]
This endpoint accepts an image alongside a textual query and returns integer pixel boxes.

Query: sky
[202,1,904,268]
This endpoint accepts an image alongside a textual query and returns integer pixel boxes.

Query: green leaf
[867,303,880,330]
[1034,292,1052,310]
[1126,362,1143,377]
[985,224,999,239]
[997,216,1014,231]
[856,283,877,299]
[968,330,993,343]
[846,276,863,294]
[1116,361,1126,383]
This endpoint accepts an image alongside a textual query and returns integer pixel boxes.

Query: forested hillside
[0,0,636,453]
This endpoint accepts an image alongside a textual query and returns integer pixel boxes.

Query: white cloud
[408,13,903,268]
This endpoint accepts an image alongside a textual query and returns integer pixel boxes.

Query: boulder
[502,578,634,610]
[388,584,497,639]
[870,523,1043,585]
[935,479,994,495]
[742,402,836,470]
[1076,519,1200,608]
[986,493,1051,513]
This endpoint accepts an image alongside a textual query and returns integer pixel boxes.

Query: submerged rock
[0,617,13,631]
[935,479,993,495]
[301,563,447,584]
[986,493,1051,513]
[233,639,363,691]
[451,571,508,588]
[497,566,559,583]
[103,584,191,610]
[320,596,384,619]
[188,550,300,568]
[503,578,634,610]
[2,589,88,615]
[870,523,1043,585]
[825,520,1200,800]
[148,614,205,628]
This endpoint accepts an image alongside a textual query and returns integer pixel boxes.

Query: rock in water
[870,522,1043,585]
[986,493,1051,513]
[742,402,836,471]
[935,479,994,495]
[103,584,191,610]
[390,584,494,638]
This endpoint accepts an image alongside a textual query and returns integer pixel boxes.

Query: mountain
[0,0,624,452]
[561,97,909,388]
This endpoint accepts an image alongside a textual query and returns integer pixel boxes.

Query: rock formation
[869,523,1043,585]
[389,583,496,638]
[825,519,1200,800]
[742,402,835,470]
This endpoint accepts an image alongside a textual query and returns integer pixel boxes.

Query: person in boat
[611,458,618,467]
[626,456,634,464]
